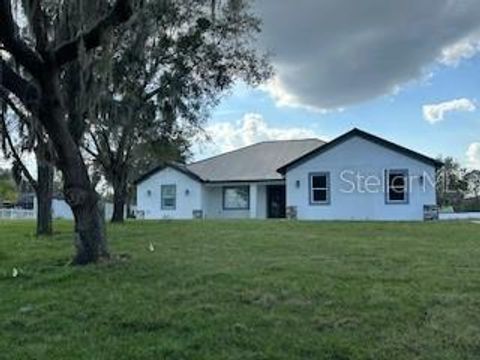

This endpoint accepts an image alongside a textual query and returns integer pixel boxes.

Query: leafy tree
[436,157,468,209]
[80,0,272,223]
[0,92,55,235]
[464,169,480,210]
[465,170,480,197]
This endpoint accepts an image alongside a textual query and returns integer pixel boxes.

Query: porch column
[249,184,258,219]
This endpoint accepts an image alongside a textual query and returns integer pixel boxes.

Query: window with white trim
[161,185,176,210]
[310,172,330,204]
[223,186,250,210]
[386,169,408,204]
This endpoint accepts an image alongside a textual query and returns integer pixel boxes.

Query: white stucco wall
[52,199,74,220]
[136,167,203,219]
[256,185,268,219]
[286,136,437,221]
[51,199,123,220]
[137,172,272,220]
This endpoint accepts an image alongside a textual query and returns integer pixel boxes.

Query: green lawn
[0,220,479,359]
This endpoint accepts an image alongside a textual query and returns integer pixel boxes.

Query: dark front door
[267,185,286,218]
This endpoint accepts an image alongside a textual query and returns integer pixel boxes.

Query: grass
[0,220,479,359]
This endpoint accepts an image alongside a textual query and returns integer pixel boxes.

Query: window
[386,169,408,204]
[309,172,330,204]
[223,186,250,210]
[161,185,176,210]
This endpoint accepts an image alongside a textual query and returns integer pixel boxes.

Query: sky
[195,0,480,169]
[2,0,480,173]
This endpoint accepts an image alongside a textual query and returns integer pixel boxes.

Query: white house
[135,129,442,221]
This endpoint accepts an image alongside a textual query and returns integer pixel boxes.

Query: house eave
[203,178,285,185]
[134,162,204,185]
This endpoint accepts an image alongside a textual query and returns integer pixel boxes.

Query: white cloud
[439,34,480,66]
[422,98,476,124]
[261,76,343,113]
[466,142,480,169]
[255,0,480,110]
[194,113,323,159]
[261,76,304,110]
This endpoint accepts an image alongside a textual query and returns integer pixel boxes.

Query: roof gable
[134,163,203,185]
[277,128,443,174]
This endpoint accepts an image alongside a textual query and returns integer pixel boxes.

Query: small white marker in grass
[12,268,18,278]
[148,242,155,252]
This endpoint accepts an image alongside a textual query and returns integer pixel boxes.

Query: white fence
[439,212,480,221]
[0,208,35,220]
[1,199,129,221]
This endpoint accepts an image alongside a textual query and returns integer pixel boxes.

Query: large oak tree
[0,0,270,263]
[0,0,135,264]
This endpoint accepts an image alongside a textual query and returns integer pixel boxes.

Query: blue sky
[195,0,480,169]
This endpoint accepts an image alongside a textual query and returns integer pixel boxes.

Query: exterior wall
[49,199,123,220]
[256,185,268,219]
[52,199,74,219]
[136,167,203,219]
[286,136,437,221]
[137,172,273,220]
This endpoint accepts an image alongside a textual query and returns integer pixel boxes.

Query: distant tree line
[437,157,480,212]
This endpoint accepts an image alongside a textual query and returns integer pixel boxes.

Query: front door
[267,185,286,218]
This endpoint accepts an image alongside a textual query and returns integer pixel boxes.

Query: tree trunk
[63,157,109,265]
[71,192,108,264]
[35,145,54,236]
[111,179,127,223]
[38,69,109,265]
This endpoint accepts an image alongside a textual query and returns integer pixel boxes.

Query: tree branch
[26,0,49,54]
[53,0,134,66]
[83,144,99,159]
[0,58,40,112]
[99,128,115,167]
[84,129,108,169]
[0,0,44,76]
[0,92,38,190]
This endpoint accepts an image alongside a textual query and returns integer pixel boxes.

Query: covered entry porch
[203,181,286,219]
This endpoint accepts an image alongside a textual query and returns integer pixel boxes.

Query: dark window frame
[385,169,409,204]
[222,186,250,210]
[309,172,331,205]
[161,184,177,210]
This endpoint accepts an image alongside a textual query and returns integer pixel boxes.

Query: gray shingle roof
[187,139,325,182]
